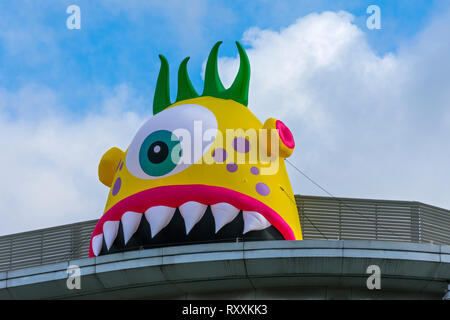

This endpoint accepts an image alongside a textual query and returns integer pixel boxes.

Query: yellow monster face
[89,42,302,257]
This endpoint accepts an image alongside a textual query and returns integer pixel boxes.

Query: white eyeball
[126,104,218,179]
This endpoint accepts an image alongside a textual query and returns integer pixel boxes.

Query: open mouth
[89,185,295,257]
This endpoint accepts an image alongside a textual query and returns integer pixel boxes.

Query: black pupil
[148,141,169,164]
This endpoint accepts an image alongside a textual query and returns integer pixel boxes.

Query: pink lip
[89,184,296,257]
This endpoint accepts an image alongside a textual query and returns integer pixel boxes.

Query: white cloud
[0,84,148,235]
[217,10,450,209]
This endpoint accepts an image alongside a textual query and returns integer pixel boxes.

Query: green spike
[202,41,226,97]
[153,55,171,115]
[176,57,199,102]
[225,41,250,106]
[152,41,251,112]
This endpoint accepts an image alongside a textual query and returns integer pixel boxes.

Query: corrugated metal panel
[0,195,449,272]
[297,195,449,244]
[419,203,450,244]
[0,220,95,272]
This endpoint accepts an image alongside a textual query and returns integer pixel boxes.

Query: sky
[0,0,450,235]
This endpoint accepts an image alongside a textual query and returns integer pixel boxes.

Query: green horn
[176,57,199,102]
[225,41,250,106]
[153,54,171,115]
[202,41,226,97]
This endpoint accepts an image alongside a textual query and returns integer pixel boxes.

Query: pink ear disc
[262,117,295,158]
[276,120,295,149]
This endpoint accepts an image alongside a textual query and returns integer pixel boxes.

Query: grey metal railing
[0,220,95,272]
[0,195,449,272]
[296,195,450,244]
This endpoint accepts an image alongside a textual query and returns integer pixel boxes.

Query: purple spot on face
[226,163,238,173]
[250,167,260,175]
[233,137,250,153]
[119,161,123,171]
[255,182,270,196]
[213,148,227,163]
[112,177,121,196]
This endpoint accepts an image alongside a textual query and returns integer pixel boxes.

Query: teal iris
[139,130,181,177]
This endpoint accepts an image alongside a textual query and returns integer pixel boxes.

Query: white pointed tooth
[92,234,103,257]
[179,201,207,234]
[121,211,142,245]
[243,211,271,234]
[211,203,240,233]
[103,221,119,250]
[145,206,176,238]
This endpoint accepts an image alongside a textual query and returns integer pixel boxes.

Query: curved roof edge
[1,240,449,299]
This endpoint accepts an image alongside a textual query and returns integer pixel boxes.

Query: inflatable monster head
[89,41,302,257]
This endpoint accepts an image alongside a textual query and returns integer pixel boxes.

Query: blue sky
[0,0,443,111]
[1,0,450,234]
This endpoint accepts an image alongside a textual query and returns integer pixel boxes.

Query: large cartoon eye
[139,130,181,177]
[126,104,217,179]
